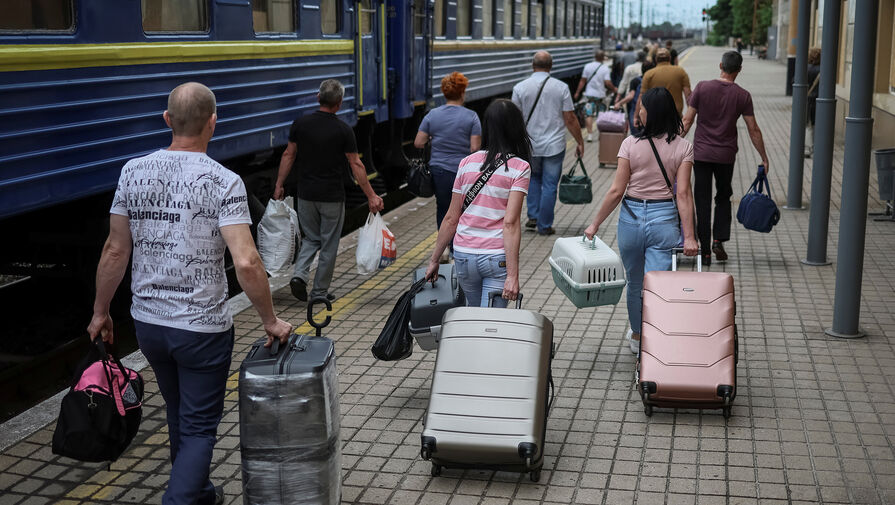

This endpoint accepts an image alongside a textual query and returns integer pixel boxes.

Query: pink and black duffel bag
[52,338,143,462]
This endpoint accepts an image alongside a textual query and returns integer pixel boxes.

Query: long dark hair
[481,98,532,169]
[635,87,682,144]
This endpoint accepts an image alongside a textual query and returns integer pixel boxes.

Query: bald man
[512,50,584,235]
[90,82,292,505]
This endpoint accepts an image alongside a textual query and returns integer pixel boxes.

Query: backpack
[52,338,144,462]
[737,168,780,233]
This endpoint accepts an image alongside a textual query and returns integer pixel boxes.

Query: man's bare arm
[563,110,585,157]
[682,106,697,136]
[273,142,297,200]
[87,214,132,343]
[743,115,770,172]
[346,153,385,212]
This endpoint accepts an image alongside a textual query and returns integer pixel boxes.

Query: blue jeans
[527,150,565,231]
[617,200,680,334]
[430,166,457,231]
[453,251,508,307]
[135,320,234,505]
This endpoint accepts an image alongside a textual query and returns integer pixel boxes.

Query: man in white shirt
[574,50,617,142]
[616,51,645,106]
[512,51,584,235]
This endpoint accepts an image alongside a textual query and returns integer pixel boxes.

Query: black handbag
[406,146,435,198]
[372,278,428,361]
[52,339,144,463]
[558,157,593,204]
[737,167,780,233]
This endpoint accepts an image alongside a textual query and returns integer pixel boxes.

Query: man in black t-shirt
[274,79,384,301]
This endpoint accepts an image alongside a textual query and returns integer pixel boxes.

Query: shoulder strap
[462,154,510,212]
[585,63,603,88]
[526,77,550,126]
[646,137,673,193]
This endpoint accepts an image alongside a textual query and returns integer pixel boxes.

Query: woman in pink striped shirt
[425,99,532,307]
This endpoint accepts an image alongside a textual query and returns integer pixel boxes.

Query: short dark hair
[641,60,657,74]
[721,51,743,74]
[636,51,646,63]
[481,99,532,168]
[635,87,682,144]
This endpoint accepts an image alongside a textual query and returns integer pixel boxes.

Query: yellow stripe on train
[0,39,355,72]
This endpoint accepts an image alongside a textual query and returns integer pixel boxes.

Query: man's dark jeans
[693,160,735,254]
[135,320,234,505]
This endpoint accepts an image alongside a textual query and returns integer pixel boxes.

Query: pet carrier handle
[307,297,333,337]
[581,235,598,249]
[671,247,702,273]
[488,291,524,309]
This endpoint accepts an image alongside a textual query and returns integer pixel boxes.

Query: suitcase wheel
[722,406,732,419]
[529,469,541,482]
[722,393,732,419]
[421,447,432,460]
[430,464,442,477]
[643,403,653,417]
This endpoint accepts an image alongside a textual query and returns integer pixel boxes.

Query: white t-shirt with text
[110,150,252,333]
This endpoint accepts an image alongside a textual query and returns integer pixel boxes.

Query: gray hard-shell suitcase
[409,264,465,350]
[239,299,340,505]
[420,293,554,482]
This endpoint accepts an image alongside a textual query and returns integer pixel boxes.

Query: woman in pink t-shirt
[425,99,532,307]
[584,87,698,353]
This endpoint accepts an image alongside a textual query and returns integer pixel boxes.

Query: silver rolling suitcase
[408,264,465,350]
[239,300,340,505]
[420,293,554,482]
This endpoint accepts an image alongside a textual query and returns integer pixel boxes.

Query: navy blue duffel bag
[737,167,780,233]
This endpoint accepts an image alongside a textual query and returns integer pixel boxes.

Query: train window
[573,2,579,36]
[252,0,294,33]
[520,0,528,37]
[503,0,513,37]
[142,0,208,32]
[359,0,375,34]
[533,0,542,37]
[565,1,573,36]
[555,0,564,36]
[544,0,553,37]
[434,0,445,36]
[322,0,340,34]
[1,0,73,31]
[456,0,470,37]
[413,0,425,35]
[482,0,493,37]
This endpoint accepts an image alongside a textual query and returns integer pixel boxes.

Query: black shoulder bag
[406,143,435,198]
[526,77,550,126]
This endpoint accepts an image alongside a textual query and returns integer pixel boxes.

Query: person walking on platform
[414,72,482,232]
[89,82,293,505]
[682,51,770,265]
[638,48,691,118]
[615,51,645,112]
[424,99,532,307]
[665,40,679,65]
[574,50,617,143]
[274,79,384,301]
[513,50,585,236]
[583,87,698,354]
[615,60,656,136]
[805,47,821,158]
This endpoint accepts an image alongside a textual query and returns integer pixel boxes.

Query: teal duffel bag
[558,157,593,205]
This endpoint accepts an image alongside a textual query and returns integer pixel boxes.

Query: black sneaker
[289,277,308,302]
[537,227,556,236]
[525,219,538,229]
[712,240,728,262]
[701,253,712,267]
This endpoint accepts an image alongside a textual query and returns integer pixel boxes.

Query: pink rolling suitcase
[638,251,737,418]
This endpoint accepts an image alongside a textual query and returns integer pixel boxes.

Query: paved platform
[2,45,894,505]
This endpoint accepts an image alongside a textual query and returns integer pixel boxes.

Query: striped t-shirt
[452,151,531,255]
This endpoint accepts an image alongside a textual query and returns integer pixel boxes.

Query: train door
[356,0,386,118]
[411,0,432,105]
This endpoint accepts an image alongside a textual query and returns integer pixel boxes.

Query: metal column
[785,0,811,209]
[802,0,842,266]
[827,0,879,339]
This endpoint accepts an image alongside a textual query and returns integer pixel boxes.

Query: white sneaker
[626,329,640,354]
[586,134,593,143]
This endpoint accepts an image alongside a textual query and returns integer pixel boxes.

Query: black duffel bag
[372,277,427,361]
[406,145,435,198]
[52,338,144,463]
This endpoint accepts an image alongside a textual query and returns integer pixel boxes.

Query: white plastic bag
[356,213,397,275]
[257,197,299,276]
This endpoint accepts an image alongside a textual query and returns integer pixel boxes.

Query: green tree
[708,0,773,46]
[707,0,733,46]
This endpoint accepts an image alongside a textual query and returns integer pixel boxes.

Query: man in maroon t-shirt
[682,51,770,266]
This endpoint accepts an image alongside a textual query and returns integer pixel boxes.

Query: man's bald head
[532,51,553,71]
[166,82,216,137]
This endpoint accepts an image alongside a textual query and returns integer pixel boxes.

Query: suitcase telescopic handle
[307,297,333,337]
[671,247,702,272]
[488,291,524,309]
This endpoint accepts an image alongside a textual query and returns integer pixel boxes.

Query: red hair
[441,72,469,101]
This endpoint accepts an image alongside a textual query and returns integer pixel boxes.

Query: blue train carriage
[0,0,373,226]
